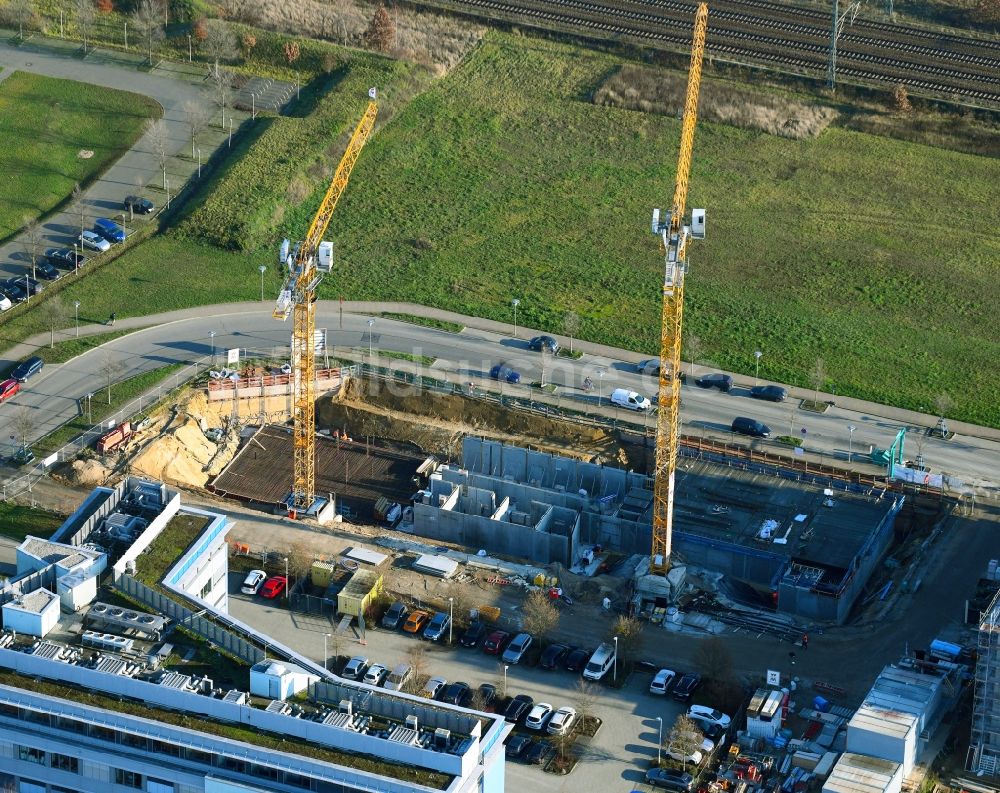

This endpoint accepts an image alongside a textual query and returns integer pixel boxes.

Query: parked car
[483,630,512,655]
[124,195,155,214]
[692,720,728,749]
[506,734,532,759]
[240,569,267,595]
[34,260,60,281]
[382,600,409,629]
[525,703,553,730]
[489,363,521,384]
[650,668,677,695]
[342,656,369,681]
[11,356,44,383]
[79,230,110,252]
[403,610,431,634]
[731,416,771,438]
[476,683,497,710]
[0,378,21,403]
[672,673,702,702]
[259,575,287,599]
[539,643,570,670]
[363,664,389,686]
[666,746,703,765]
[528,335,559,354]
[46,248,85,269]
[583,642,617,681]
[523,740,551,765]
[3,281,27,303]
[637,359,661,376]
[695,373,733,391]
[502,633,533,664]
[645,768,694,791]
[423,612,452,642]
[440,682,471,706]
[564,647,590,673]
[10,447,35,467]
[750,384,787,402]
[504,694,534,723]
[687,705,731,729]
[0,293,11,312]
[422,676,448,699]
[610,388,652,411]
[459,620,487,648]
[547,706,577,735]
[384,663,413,691]
[94,217,126,244]
[7,277,43,297]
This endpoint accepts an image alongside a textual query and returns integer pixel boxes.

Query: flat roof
[18,537,101,567]
[211,426,425,517]
[5,588,58,614]
[849,704,916,738]
[825,753,901,793]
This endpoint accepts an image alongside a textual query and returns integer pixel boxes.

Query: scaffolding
[970,588,1000,776]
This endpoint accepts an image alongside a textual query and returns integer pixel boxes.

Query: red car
[483,630,512,655]
[259,575,287,599]
[0,378,20,403]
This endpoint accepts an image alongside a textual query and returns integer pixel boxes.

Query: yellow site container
[311,560,337,588]
[337,570,384,618]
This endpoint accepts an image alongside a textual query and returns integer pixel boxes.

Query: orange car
[403,610,431,634]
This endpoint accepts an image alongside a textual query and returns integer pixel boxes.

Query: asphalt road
[0,37,218,280]
[1,304,998,493]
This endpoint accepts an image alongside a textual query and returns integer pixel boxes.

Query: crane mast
[273,91,378,516]
[650,5,708,574]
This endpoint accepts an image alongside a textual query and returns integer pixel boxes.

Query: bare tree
[285,541,314,583]
[364,3,395,53]
[573,679,597,731]
[102,350,125,405]
[933,392,954,436]
[684,333,704,377]
[203,19,237,69]
[21,215,42,280]
[892,84,912,114]
[810,357,826,405]
[563,311,580,355]
[133,0,165,64]
[208,63,234,128]
[145,118,170,190]
[40,298,70,348]
[9,0,37,39]
[608,614,643,666]
[75,0,95,54]
[182,100,213,159]
[72,182,87,237]
[12,406,35,453]
[521,588,559,647]
[665,715,704,770]
[402,644,428,694]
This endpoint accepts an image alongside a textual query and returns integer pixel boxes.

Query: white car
[240,569,267,595]
[546,706,577,735]
[666,746,703,765]
[363,664,388,686]
[422,676,447,699]
[610,387,652,411]
[342,656,369,680]
[649,668,676,695]
[0,293,11,312]
[525,702,553,731]
[79,230,111,252]
[687,704,731,729]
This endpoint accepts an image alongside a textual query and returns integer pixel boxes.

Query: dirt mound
[131,415,218,488]
[64,459,111,487]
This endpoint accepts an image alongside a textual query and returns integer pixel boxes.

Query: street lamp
[448,597,454,645]
[73,243,79,276]
[323,632,332,671]
[754,350,762,385]
[284,556,289,600]
[85,393,93,424]
[74,300,81,337]
[656,716,663,766]
[197,148,202,178]
[209,330,216,363]
[613,635,618,682]
[847,424,857,461]
[511,298,520,339]
[367,319,375,360]
[24,275,29,305]
[597,368,606,406]
[503,664,510,697]
[259,265,267,301]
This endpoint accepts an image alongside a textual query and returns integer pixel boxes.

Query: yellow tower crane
[273,89,378,517]
[649,6,708,573]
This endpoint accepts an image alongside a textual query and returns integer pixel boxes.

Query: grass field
[0,503,64,542]
[0,71,161,241]
[1,35,997,427]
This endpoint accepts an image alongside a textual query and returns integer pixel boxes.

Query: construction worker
[802,632,809,650]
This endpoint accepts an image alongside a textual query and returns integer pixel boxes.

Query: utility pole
[827,0,839,88]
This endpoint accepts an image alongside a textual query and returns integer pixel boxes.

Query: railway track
[417,0,1000,103]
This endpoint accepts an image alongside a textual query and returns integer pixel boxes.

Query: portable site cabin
[337,569,383,618]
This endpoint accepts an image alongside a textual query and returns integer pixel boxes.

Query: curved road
[2,301,998,495]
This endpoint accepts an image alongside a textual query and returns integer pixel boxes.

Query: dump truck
[97,422,133,454]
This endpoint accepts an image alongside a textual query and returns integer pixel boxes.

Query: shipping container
[337,569,383,618]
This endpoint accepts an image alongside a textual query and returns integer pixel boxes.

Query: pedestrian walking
[802,632,809,650]
[108,312,117,326]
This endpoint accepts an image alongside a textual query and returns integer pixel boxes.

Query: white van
[610,388,651,411]
[384,663,413,691]
[582,642,617,681]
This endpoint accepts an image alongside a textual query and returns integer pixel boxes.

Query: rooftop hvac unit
[405,714,419,730]
[434,728,451,748]
[82,631,134,653]
[339,700,353,715]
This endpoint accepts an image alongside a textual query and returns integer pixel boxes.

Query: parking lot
[227,577,689,791]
